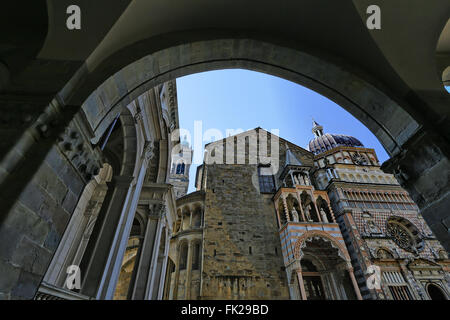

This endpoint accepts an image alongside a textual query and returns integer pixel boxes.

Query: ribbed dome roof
[308,120,364,155]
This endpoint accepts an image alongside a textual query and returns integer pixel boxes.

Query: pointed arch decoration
[293,230,351,264]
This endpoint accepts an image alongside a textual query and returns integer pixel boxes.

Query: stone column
[96,160,149,300]
[296,268,307,300]
[145,214,164,299]
[328,203,337,223]
[185,241,194,299]
[79,175,134,298]
[296,191,306,222]
[172,245,181,300]
[274,203,282,228]
[281,194,290,222]
[130,204,163,300]
[157,228,170,300]
[347,266,363,300]
[312,196,322,223]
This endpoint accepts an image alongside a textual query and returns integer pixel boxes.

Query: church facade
[166,125,450,300]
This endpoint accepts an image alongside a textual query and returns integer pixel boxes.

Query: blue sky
[176,69,389,193]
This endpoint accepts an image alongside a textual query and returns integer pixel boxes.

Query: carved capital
[149,202,166,219]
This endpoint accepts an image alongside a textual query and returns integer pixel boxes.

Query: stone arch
[426,283,448,300]
[293,230,351,263]
[71,39,420,159]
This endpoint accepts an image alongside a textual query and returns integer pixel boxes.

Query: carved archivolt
[293,230,350,263]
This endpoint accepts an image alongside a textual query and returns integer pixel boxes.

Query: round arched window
[427,283,447,300]
[386,216,424,254]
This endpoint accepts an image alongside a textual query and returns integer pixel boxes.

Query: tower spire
[312,118,324,137]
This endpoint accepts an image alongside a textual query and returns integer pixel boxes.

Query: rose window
[386,216,424,254]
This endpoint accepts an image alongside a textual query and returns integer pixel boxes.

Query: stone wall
[0,144,86,299]
[201,164,289,299]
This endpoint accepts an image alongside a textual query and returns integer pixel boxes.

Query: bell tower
[169,135,193,198]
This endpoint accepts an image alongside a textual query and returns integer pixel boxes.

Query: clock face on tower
[352,153,367,165]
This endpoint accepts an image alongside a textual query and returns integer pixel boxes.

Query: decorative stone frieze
[56,115,103,183]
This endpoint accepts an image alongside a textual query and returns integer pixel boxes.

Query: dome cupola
[308,120,364,155]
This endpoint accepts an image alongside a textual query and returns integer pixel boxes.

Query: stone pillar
[130,205,163,300]
[347,266,363,300]
[328,203,337,223]
[145,214,164,299]
[281,195,290,222]
[296,268,307,300]
[96,159,149,300]
[157,229,170,300]
[296,191,306,222]
[79,175,134,298]
[172,245,181,300]
[185,241,194,299]
[312,197,322,223]
[274,203,282,228]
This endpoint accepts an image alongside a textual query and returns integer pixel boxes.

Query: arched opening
[295,236,356,300]
[427,283,447,300]
[191,207,202,228]
[300,191,320,223]
[179,242,188,271]
[301,259,326,300]
[181,207,191,230]
[316,196,334,223]
[192,241,202,271]
[176,162,185,175]
[286,194,301,222]
[5,5,450,300]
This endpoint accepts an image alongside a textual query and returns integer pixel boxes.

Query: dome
[308,120,364,155]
